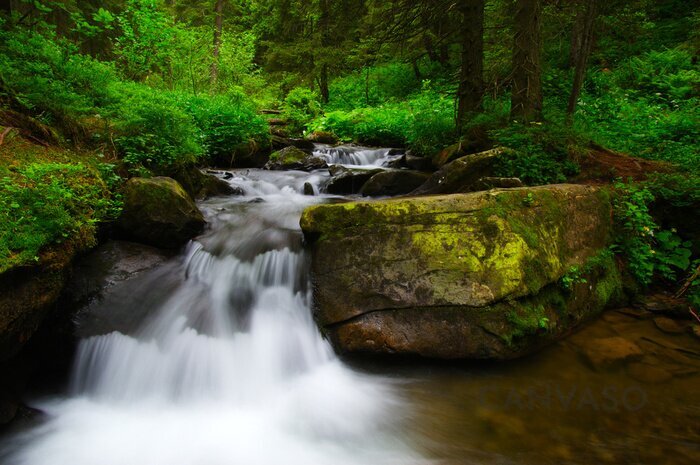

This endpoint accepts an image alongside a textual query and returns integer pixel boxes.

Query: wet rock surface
[324,166,383,195]
[302,184,620,359]
[115,177,206,249]
[264,146,328,171]
[411,148,507,195]
[359,170,430,197]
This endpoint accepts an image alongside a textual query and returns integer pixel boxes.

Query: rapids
[1,146,425,465]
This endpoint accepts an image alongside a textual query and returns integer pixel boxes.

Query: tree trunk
[457,0,485,132]
[510,0,543,123]
[210,0,225,88]
[318,0,330,103]
[412,59,422,81]
[320,64,329,103]
[567,0,598,121]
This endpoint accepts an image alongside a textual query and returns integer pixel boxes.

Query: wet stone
[627,362,673,384]
[580,337,644,370]
[653,317,687,334]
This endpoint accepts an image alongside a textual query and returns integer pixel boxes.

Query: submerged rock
[264,146,327,171]
[360,170,430,197]
[301,184,623,360]
[303,182,315,196]
[116,177,206,249]
[579,337,643,370]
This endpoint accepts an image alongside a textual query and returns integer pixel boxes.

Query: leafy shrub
[310,88,455,154]
[576,47,700,174]
[282,87,322,135]
[111,83,202,171]
[613,181,692,285]
[0,26,118,125]
[0,163,118,272]
[179,90,270,162]
[491,123,581,185]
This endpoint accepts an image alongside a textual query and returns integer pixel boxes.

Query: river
[1,145,698,464]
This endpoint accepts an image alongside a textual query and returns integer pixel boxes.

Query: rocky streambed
[0,144,698,464]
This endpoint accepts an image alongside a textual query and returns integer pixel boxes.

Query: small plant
[560,266,588,290]
[613,181,692,285]
[522,192,535,206]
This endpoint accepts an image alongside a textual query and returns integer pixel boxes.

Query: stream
[1,145,699,464]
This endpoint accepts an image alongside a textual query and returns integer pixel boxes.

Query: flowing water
[2,145,699,464]
[1,146,424,465]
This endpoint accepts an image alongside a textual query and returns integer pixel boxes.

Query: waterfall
[3,168,425,465]
[313,145,399,167]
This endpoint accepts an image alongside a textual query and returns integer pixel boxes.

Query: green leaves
[613,181,694,286]
[0,163,119,273]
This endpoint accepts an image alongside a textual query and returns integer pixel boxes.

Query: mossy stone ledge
[300,184,621,360]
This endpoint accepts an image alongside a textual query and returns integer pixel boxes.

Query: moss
[593,257,625,307]
[269,146,308,163]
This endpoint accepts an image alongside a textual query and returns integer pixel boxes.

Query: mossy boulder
[171,165,236,200]
[115,177,206,249]
[264,146,327,171]
[412,148,507,196]
[300,184,622,360]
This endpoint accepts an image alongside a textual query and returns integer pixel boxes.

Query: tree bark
[318,0,330,103]
[567,0,598,121]
[210,0,225,88]
[510,0,543,123]
[457,0,485,132]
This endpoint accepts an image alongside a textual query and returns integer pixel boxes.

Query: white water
[314,144,400,169]
[3,165,425,464]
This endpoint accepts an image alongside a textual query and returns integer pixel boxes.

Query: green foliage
[491,123,581,185]
[576,48,700,174]
[326,61,448,111]
[112,84,202,171]
[310,87,455,154]
[505,305,551,346]
[687,260,700,310]
[282,87,322,135]
[183,91,270,161]
[0,162,119,272]
[560,266,587,290]
[613,181,692,285]
[0,26,268,173]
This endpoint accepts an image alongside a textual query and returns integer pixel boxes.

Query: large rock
[412,148,507,196]
[264,146,327,171]
[116,177,206,249]
[325,166,383,195]
[171,165,236,200]
[301,184,623,359]
[360,170,430,197]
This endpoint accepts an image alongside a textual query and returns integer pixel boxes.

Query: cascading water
[313,144,400,168]
[2,165,425,464]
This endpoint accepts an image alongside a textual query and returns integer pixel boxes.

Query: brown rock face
[301,184,623,360]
